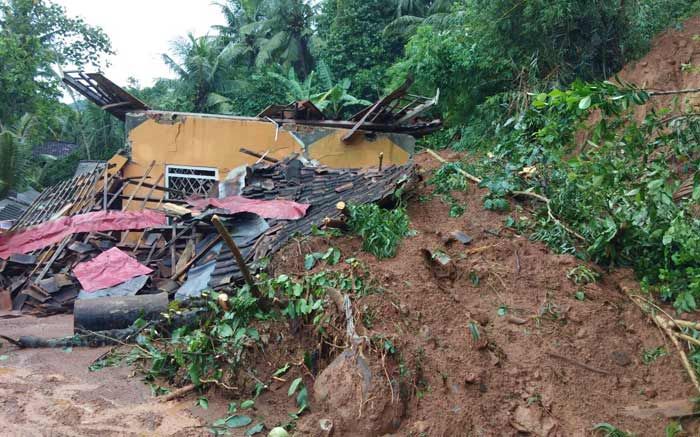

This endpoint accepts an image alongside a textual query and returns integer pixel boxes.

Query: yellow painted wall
[307,130,409,168]
[121,112,412,209]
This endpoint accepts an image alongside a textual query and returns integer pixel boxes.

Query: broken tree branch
[648,87,700,96]
[159,384,196,402]
[211,215,260,298]
[425,149,586,241]
[546,351,611,375]
[626,292,700,395]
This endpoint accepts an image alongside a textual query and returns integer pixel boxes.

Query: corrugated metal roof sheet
[33,141,80,158]
[0,199,27,221]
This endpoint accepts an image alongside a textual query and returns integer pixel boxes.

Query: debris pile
[0,154,414,318]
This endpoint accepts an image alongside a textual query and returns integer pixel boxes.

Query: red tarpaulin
[0,210,167,259]
[187,195,309,220]
[73,247,152,292]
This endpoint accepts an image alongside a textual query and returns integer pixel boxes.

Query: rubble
[0,155,414,317]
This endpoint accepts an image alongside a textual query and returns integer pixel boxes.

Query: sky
[55,0,225,87]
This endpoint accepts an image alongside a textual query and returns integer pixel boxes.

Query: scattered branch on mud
[546,351,610,376]
[623,288,700,395]
[425,149,586,242]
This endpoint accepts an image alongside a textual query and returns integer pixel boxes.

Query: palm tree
[385,0,458,36]
[217,0,316,80]
[0,114,36,197]
[161,34,240,113]
[213,0,266,67]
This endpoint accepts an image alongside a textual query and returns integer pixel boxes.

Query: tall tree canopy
[0,0,112,127]
[0,0,112,194]
[318,0,404,100]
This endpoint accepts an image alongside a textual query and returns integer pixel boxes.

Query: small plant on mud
[664,421,684,437]
[642,346,668,364]
[287,377,309,414]
[303,247,341,270]
[347,202,410,259]
[428,163,469,217]
[567,265,599,285]
[593,423,635,437]
[260,264,374,326]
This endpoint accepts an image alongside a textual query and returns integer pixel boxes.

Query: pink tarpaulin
[73,247,152,292]
[187,195,310,220]
[0,210,167,259]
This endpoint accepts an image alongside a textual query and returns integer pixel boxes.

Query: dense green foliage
[319,0,403,99]
[427,78,700,312]
[0,0,112,193]
[395,0,700,128]
[348,202,410,258]
[0,0,111,126]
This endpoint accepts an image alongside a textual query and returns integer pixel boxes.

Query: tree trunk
[74,293,169,332]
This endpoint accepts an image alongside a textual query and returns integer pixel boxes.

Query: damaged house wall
[121,111,414,209]
[0,72,432,315]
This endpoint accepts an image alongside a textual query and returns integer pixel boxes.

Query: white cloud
[55,0,224,87]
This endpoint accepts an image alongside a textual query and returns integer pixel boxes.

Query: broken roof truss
[62,71,150,121]
[63,72,440,137]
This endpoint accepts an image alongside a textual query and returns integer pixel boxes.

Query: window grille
[165,165,218,200]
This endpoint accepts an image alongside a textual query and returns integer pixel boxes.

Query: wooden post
[211,215,260,297]
[170,221,177,275]
[103,167,108,210]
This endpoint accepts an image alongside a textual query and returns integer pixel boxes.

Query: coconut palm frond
[384,15,425,36]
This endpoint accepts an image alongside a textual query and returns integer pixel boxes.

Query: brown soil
[266,151,700,436]
[619,16,700,118]
[0,314,207,436]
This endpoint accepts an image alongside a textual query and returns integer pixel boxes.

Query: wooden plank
[123,172,164,245]
[622,399,700,419]
[171,235,222,280]
[121,160,156,211]
[34,236,72,283]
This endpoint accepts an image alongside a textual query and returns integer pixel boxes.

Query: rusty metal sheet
[187,196,309,220]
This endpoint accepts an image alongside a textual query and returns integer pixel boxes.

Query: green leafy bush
[433,78,700,311]
[348,203,410,259]
[134,287,260,388]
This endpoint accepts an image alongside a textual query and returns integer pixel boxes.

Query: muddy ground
[1,151,700,436]
[0,314,208,436]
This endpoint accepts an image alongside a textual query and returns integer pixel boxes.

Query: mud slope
[274,151,699,436]
[619,16,700,117]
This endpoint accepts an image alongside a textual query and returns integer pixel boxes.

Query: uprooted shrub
[115,253,379,391]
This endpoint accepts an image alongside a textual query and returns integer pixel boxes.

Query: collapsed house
[0,72,438,318]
